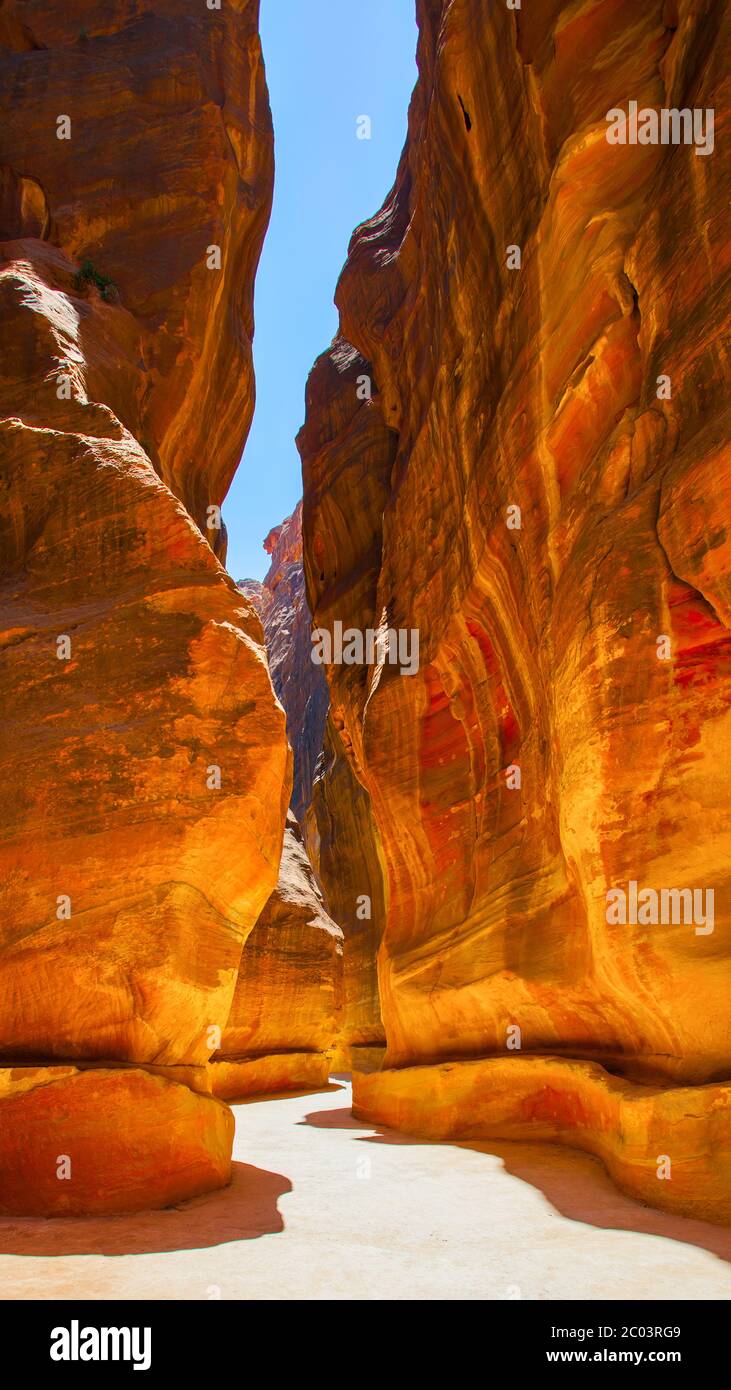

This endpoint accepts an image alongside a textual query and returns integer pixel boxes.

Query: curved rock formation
[354,1056,731,1225]
[210,813,343,1098]
[0,0,288,1214]
[299,0,731,1220]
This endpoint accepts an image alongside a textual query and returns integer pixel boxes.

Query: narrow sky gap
[225,0,418,581]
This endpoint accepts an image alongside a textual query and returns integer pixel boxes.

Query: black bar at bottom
[0,1298,720,1375]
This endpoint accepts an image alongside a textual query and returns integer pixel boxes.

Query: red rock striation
[299,0,731,1221]
[0,0,289,1214]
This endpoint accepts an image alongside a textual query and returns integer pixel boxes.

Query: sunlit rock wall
[0,0,289,1214]
[299,0,731,1221]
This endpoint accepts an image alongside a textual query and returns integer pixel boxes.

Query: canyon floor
[1,1080,730,1302]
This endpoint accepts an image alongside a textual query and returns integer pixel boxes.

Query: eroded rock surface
[299,0,731,1220]
[0,0,288,1213]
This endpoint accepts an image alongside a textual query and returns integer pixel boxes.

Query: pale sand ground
[1,1079,730,1301]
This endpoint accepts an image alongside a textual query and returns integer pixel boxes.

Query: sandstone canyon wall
[299,0,731,1222]
[304,719,387,1065]
[240,502,329,825]
[241,506,387,1065]
[0,0,290,1214]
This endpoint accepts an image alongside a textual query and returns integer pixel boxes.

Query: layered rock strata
[210,814,343,1098]
[299,0,731,1221]
[0,0,288,1214]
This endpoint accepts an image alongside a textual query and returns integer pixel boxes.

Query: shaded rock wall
[304,721,386,1058]
[210,813,343,1099]
[240,502,329,824]
[241,504,386,1060]
[299,0,731,1220]
[0,0,289,1214]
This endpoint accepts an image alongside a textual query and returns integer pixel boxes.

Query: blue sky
[225,0,418,581]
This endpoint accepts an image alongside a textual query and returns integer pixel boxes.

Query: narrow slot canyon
[0,0,730,1309]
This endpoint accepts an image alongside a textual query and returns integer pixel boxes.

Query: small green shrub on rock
[74,259,119,303]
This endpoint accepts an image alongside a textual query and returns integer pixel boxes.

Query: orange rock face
[211,1051,331,1101]
[210,814,343,1098]
[0,0,273,547]
[0,1068,233,1217]
[299,0,731,1219]
[0,1,288,1212]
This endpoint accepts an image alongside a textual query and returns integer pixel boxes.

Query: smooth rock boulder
[0,1067,234,1216]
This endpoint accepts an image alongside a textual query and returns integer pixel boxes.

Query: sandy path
[1,1080,730,1301]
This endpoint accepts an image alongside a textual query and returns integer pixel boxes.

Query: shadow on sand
[0,1083,344,1261]
[0,1161,291,1258]
[303,1102,731,1267]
